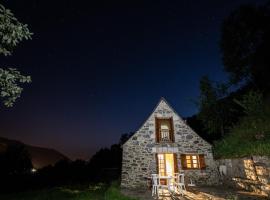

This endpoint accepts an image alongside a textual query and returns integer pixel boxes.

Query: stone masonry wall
[121,99,219,189]
[217,156,270,197]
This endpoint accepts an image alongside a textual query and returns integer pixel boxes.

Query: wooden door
[157,153,178,185]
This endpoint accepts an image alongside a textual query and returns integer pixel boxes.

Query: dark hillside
[0,137,69,169]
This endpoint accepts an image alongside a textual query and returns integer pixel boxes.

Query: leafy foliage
[197,76,233,136]
[88,144,122,182]
[214,135,270,158]
[0,68,31,107]
[105,182,137,200]
[0,133,130,192]
[0,4,32,108]
[0,143,33,175]
[0,183,137,200]
[234,90,263,116]
[119,132,134,145]
[214,91,270,158]
[220,3,270,90]
[200,2,270,158]
[0,4,32,56]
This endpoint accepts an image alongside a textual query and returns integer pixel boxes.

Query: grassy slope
[0,184,136,200]
[214,104,270,158]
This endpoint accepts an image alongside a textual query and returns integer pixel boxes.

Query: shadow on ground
[122,186,268,200]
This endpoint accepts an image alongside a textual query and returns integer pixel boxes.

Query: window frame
[181,154,206,170]
[186,155,199,169]
[155,117,174,143]
[157,154,166,176]
[156,153,178,185]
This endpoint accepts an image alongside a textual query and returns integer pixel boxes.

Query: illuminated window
[160,124,170,141]
[186,155,198,168]
[158,154,166,176]
[181,154,206,169]
[155,118,174,143]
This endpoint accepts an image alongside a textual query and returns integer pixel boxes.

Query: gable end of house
[123,97,211,147]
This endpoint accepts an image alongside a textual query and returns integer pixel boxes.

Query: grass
[214,109,270,158]
[213,91,270,158]
[214,136,270,158]
[0,182,137,200]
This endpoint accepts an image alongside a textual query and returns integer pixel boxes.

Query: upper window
[155,118,174,143]
[181,154,206,170]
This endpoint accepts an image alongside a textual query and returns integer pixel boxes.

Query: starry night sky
[0,0,267,159]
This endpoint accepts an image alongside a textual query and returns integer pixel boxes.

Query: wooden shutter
[169,118,175,142]
[155,154,159,174]
[174,154,178,173]
[199,154,206,169]
[180,154,187,170]
[155,118,160,143]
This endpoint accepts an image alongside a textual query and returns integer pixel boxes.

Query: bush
[105,182,137,200]
[0,182,136,200]
[214,92,270,158]
[214,113,270,158]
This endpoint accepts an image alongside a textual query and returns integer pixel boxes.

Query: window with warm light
[155,118,174,143]
[181,154,206,170]
[157,154,166,176]
[157,153,178,185]
[160,123,170,141]
[186,155,199,168]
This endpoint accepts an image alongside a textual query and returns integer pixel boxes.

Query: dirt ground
[122,186,269,200]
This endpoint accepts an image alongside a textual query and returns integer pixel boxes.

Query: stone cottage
[121,98,218,189]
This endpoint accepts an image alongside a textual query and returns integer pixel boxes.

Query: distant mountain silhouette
[0,137,69,169]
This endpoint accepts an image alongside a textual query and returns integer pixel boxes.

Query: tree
[197,76,232,137]
[119,132,134,145]
[234,90,263,117]
[220,2,270,90]
[87,133,134,182]
[0,68,31,107]
[0,143,33,175]
[0,4,32,107]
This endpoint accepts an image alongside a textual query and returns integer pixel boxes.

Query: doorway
[157,153,177,185]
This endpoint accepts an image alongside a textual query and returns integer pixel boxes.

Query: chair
[151,174,159,197]
[174,173,186,196]
[151,174,169,198]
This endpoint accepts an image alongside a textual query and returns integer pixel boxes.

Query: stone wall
[121,99,219,189]
[217,156,270,197]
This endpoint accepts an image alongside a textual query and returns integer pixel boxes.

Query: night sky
[0,0,267,160]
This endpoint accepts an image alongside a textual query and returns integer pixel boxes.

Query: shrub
[214,92,270,158]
